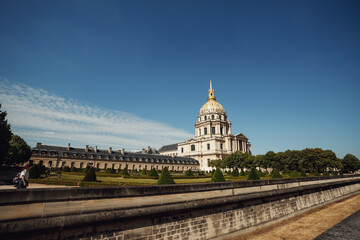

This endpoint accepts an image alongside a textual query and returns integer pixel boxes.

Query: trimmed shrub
[323,171,330,176]
[290,171,301,178]
[157,167,175,185]
[120,168,130,176]
[271,169,283,178]
[105,168,116,174]
[82,166,91,173]
[257,170,266,177]
[62,166,70,172]
[141,169,147,176]
[283,168,290,175]
[247,168,260,180]
[70,166,77,172]
[240,169,246,176]
[29,164,40,179]
[331,171,338,176]
[312,170,320,176]
[231,169,239,177]
[82,167,97,182]
[94,167,100,172]
[211,168,226,182]
[148,168,159,178]
[185,169,194,177]
[301,169,307,177]
[39,164,46,174]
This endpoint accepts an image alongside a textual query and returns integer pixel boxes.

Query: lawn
[29,172,278,187]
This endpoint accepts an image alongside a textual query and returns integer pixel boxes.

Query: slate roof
[158,143,179,152]
[32,144,199,165]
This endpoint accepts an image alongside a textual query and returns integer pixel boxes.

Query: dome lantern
[199,80,226,116]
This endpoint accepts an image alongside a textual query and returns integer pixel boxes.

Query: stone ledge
[1,179,359,235]
[0,175,359,205]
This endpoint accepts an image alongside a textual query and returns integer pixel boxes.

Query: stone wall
[0,175,360,240]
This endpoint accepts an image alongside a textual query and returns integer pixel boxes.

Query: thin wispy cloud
[0,79,192,150]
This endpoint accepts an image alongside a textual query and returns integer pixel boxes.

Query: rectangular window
[220,143,223,150]
[211,115,214,120]
[191,145,195,151]
[207,144,210,150]
[181,147,184,153]
[204,127,207,135]
[220,127,223,135]
[212,127,215,134]
[199,129,201,136]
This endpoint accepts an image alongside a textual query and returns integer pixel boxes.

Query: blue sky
[0,0,359,158]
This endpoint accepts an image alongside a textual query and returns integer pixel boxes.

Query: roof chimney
[121,148,125,155]
[94,146,98,153]
[85,145,89,152]
[36,142,42,148]
[108,147,112,154]
[67,143,70,151]
[142,148,145,154]
[147,146,151,153]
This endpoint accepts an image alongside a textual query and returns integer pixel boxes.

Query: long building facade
[159,81,251,171]
[30,143,199,172]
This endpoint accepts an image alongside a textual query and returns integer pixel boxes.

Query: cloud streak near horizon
[0,79,192,150]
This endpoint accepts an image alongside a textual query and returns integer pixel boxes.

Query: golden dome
[199,80,226,115]
[199,100,226,115]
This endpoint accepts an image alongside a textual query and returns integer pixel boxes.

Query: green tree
[264,151,277,171]
[29,164,41,178]
[224,151,249,170]
[157,167,175,184]
[209,159,225,169]
[231,169,239,177]
[211,168,226,182]
[83,167,97,182]
[341,154,360,173]
[0,104,12,166]
[6,134,31,166]
[120,167,130,176]
[247,168,260,180]
[70,166,77,172]
[141,169,147,175]
[105,168,116,174]
[270,169,283,178]
[185,169,194,176]
[148,168,159,178]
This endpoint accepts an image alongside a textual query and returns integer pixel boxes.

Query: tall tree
[6,134,31,166]
[0,104,12,166]
[342,154,360,173]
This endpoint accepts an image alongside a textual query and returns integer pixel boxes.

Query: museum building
[159,81,251,171]
[30,143,200,172]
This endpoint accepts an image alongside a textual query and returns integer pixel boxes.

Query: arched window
[212,115,214,120]
[191,145,195,151]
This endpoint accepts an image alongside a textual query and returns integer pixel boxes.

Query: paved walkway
[0,183,76,189]
[315,209,360,240]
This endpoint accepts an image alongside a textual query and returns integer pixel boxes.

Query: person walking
[18,163,33,189]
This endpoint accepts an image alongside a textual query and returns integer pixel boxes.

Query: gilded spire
[207,79,216,101]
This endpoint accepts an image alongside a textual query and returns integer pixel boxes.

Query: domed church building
[159,80,251,171]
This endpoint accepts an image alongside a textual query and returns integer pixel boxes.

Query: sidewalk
[0,183,77,190]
